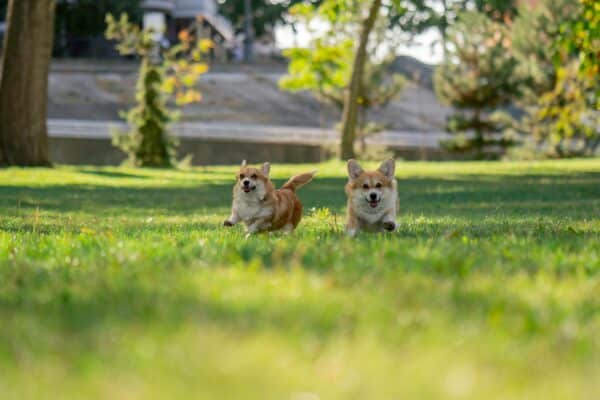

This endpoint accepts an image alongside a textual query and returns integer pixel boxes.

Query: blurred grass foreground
[0,159,599,399]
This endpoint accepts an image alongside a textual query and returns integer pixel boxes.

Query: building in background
[0,0,233,59]
[142,0,234,62]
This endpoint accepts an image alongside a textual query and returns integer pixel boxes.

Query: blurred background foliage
[104,13,209,167]
[0,0,597,161]
[429,0,599,158]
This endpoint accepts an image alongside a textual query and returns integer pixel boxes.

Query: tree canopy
[58,0,141,37]
[218,0,321,38]
[280,0,410,158]
[434,11,521,157]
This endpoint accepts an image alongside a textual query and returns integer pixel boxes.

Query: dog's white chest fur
[233,193,273,221]
[351,187,397,224]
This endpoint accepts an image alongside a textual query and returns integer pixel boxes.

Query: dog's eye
[239,174,245,179]
[375,182,382,188]
[362,183,369,189]
[251,174,257,179]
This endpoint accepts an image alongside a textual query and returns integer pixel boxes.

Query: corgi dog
[224,160,316,236]
[345,159,398,237]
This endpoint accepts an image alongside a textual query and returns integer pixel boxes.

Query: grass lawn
[0,159,599,399]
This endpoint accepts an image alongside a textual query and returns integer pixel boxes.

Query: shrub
[434,12,521,159]
[105,14,209,167]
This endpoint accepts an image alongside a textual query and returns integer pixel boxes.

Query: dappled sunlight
[1,160,598,228]
[0,160,599,399]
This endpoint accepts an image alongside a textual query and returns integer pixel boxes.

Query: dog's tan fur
[345,159,398,237]
[224,160,315,235]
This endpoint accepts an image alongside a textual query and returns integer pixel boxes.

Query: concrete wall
[49,137,328,165]
[48,137,466,165]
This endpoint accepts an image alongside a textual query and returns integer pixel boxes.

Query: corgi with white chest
[224,160,316,235]
[345,159,398,237]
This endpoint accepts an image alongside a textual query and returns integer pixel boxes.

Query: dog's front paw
[223,220,234,227]
[382,221,396,232]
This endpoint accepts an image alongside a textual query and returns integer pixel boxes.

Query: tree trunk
[358,104,367,154]
[243,0,254,63]
[0,0,55,166]
[473,109,481,158]
[339,0,381,160]
[441,0,449,58]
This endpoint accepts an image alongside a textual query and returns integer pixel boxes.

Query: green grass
[1,160,599,399]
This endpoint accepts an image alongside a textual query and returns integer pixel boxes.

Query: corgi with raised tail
[224,160,316,236]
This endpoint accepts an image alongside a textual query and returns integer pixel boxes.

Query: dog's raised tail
[281,170,317,192]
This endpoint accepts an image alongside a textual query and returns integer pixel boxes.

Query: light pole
[243,0,253,63]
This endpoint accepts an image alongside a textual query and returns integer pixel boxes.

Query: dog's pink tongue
[369,201,378,208]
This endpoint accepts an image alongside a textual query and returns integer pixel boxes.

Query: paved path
[48,119,450,149]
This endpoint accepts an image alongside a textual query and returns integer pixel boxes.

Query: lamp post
[243,0,253,63]
[141,0,172,63]
[141,1,172,40]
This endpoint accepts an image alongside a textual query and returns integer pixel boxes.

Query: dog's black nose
[243,180,250,187]
[369,193,378,200]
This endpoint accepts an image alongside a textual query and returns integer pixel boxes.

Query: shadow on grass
[0,262,354,346]
[0,256,594,353]
[1,172,598,219]
[77,169,152,179]
[1,170,599,354]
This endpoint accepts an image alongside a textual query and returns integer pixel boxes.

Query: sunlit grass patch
[0,159,599,399]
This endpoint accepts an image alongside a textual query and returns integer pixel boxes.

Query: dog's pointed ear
[347,159,363,179]
[261,162,271,177]
[378,158,395,179]
[240,160,247,168]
